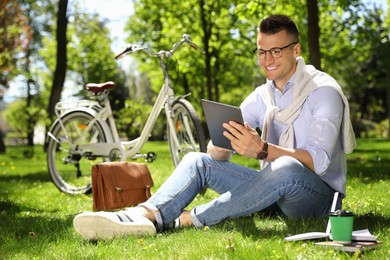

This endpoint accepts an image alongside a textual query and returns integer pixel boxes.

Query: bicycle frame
[46,34,206,194]
[48,34,202,164]
[50,52,191,162]
[110,60,183,160]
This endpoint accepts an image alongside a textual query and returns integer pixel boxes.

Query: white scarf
[260,57,356,155]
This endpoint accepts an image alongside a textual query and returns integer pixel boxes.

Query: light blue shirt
[240,77,347,195]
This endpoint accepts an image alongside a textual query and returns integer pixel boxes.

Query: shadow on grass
[347,154,390,183]
[348,168,390,185]
[216,215,327,241]
[0,171,52,183]
[212,209,390,242]
[0,197,75,257]
[0,193,64,216]
[0,198,74,245]
[354,213,390,234]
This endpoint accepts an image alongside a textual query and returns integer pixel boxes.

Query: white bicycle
[46,34,207,195]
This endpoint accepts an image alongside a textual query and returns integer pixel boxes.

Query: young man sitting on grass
[73,14,356,240]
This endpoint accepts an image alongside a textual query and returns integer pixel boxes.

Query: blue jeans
[140,152,339,231]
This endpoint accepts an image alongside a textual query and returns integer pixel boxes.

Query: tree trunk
[306,0,322,70]
[48,0,68,121]
[25,7,34,148]
[199,0,213,100]
[387,74,390,139]
[0,132,5,153]
[27,79,34,147]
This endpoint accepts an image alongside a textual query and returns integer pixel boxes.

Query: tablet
[201,99,244,150]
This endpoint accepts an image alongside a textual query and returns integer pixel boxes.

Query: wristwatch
[256,142,268,160]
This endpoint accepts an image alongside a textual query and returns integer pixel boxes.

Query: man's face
[256,30,300,90]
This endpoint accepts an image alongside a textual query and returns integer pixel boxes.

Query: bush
[114,100,168,140]
[352,118,389,139]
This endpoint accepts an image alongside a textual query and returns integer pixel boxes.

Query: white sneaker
[73,209,156,240]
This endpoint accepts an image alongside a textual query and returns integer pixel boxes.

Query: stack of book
[315,229,380,253]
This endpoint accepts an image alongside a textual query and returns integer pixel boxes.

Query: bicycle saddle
[85,81,116,93]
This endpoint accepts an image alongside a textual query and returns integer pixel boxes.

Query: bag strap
[135,163,153,198]
[106,164,120,191]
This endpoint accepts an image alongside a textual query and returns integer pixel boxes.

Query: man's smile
[266,65,278,71]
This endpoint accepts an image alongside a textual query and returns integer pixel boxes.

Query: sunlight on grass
[0,139,389,259]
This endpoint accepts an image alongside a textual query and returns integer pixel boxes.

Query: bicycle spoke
[168,99,206,166]
[47,111,107,194]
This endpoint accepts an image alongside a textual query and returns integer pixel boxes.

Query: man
[73,14,356,240]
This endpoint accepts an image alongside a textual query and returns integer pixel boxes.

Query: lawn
[0,139,389,259]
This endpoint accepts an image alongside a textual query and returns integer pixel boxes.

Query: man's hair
[259,15,299,42]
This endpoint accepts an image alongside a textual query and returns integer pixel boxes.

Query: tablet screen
[201,99,244,150]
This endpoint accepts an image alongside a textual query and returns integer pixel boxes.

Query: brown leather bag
[92,162,154,211]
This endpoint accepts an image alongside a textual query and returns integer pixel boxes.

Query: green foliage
[38,5,124,100]
[115,99,153,139]
[2,99,45,139]
[4,0,390,145]
[30,3,129,133]
[0,0,30,88]
[124,0,390,136]
[354,118,390,138]
[125,0,273,103]
[67,13,119,86]
[316,2,390,129]
[0,139,389,258]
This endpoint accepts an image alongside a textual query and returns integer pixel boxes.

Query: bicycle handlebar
[115,34,203,60]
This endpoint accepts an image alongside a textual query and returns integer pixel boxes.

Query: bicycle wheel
[46,111,108,194]
[167,98,207,166]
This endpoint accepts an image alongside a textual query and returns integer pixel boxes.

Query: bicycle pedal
[145,152,156,162]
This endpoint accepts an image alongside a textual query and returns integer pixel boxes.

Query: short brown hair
[259,15,299,42]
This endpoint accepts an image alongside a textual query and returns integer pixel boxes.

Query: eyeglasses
[253,42,298,60]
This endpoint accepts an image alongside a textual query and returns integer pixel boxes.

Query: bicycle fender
[46,107,113,144]
[173,93,191,103]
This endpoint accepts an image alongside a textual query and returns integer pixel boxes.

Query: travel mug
[329,210,354,243]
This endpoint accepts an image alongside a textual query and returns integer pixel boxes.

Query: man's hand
[207,141,232,161]
[222,121,315,171]
[223,121,264,158]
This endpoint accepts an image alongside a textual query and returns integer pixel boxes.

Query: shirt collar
[271,73,296,93]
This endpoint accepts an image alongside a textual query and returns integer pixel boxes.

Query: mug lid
[328,209,354,216]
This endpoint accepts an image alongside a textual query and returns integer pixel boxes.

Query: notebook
[285,191,378,242]
[201,99,244,150]
[284,192,339,241]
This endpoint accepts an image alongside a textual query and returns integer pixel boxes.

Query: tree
[306,0,321,70]
[0,0,59,151]
[37,3,126,125]
[1,0,125,151]
[48,0,68,121]
[0,0,31,152]
[68,11,127,110]
[44,1,126,120]
[0,0,30,91]
[125,0,264,106]
[21,0,51,147]
[3,99,43,144]
[346,6,390,137]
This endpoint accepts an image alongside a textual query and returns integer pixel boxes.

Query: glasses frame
[253,42,298,60]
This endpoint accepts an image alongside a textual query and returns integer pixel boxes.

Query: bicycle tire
[167,98,207,166]
[46,110,108,194]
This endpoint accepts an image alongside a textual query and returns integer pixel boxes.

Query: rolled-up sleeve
[302,87,344,175]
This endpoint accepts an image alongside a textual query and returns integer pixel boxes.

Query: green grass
[0,139,389,259]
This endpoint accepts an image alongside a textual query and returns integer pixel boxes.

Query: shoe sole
[73,213,156,240]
